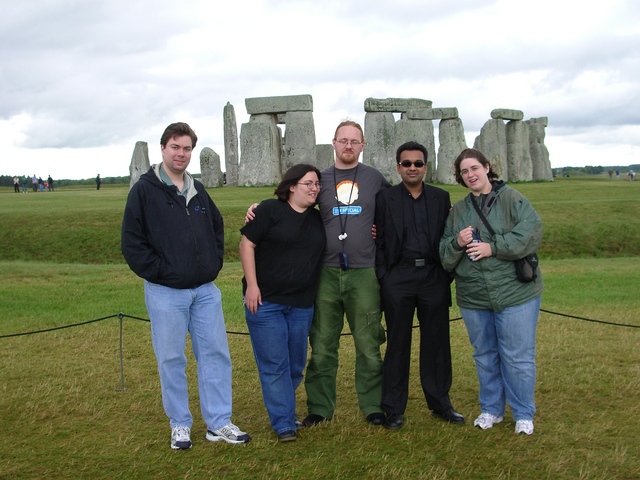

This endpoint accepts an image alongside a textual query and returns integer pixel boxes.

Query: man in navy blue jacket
[121,122,250,450]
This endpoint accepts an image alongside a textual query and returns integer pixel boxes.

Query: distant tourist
[31,174,38,192]
[96,174,101,190]
[616,168,620,179]
[48,175,54,192]
[22,176,28,193]
[13,176,19,193]
[608,169,613,179]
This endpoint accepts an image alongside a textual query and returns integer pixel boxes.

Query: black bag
[514,253,539,283]
[470,193,539,283]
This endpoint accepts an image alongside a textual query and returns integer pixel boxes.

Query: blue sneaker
[171,426,192,450]
[206,423,251,444]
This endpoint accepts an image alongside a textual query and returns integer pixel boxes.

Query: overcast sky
[2,0,639,180]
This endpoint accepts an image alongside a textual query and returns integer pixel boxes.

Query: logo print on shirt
[333,180,362,215]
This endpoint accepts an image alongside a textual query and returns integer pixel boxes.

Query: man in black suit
[374,141,464,430]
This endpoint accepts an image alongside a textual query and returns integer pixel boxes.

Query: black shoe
[301,413,328,427]
[384,413,403,430]
[366,412,385,426]
[432,408,465,424]
[278,430,297,443]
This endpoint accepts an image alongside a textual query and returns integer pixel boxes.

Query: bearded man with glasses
[374,141,464,430]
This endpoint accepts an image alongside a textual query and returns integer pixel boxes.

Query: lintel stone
[406,107,459,120]
[491,109,524,121]
[245,95,313,114]
[364,97,432,112]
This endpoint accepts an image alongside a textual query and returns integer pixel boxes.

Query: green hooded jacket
[439,183,543,312]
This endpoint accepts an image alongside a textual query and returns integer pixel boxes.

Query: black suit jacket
[374,182,453,301]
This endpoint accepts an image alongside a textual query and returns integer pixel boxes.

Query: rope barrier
[1,308,637,340]
[2,308,636,391]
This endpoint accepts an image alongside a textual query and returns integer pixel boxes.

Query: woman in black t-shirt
[239,164,325,443]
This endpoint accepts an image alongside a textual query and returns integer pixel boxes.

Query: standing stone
[363,112,397,181]
[223,102,239,186]
[282,111,316,172]
[436,118,467,184]
[238,114,282,186]
[395,115,436,183]
[474,119,508,180]
[506,120,533,182]
[129,141,150,189]
[200,147,223,187]
[316,144,334,171]
[526,117,553,181]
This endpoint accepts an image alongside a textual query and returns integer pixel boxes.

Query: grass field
[1,178,639,479]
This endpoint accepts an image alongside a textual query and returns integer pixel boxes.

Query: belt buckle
[415,259,426,267]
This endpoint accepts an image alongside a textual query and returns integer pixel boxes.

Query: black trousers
[380,264,453,415]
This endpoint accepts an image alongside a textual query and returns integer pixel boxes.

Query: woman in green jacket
[439,148,543,436]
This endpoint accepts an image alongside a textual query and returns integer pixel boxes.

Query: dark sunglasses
[398,160,425,168]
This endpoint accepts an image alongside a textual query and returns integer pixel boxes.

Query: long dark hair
[453,148,498,187]
[274,164,322,202]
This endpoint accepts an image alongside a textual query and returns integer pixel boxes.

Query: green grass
[1,178,639,264]
[1,179,639,479]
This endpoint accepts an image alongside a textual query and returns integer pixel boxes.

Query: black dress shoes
[384,413,403,430]
[366,412,386,425]
[432,407,465,424]
[301,413,328,427]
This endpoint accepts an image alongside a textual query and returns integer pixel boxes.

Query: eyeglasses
[460,165,483,177]
[335,139,363,147]
[398,160,426,168]
[297,181,322,189]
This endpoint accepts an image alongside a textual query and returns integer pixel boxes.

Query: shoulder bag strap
[469,193,497,237]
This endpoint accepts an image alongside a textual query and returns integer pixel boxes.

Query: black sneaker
[301,413,328,427]
[366,412,386,425]
[278,430,297,443]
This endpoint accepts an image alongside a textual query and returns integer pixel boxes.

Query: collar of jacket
[152,163,198,205]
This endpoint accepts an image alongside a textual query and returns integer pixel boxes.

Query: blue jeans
[245,301,313,434]
[144,280,233,430]
[460,296,541,421]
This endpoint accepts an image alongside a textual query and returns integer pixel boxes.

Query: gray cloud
[1,0,639,176]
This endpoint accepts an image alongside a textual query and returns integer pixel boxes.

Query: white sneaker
[515,419,534,435]
[473,412,504,430]
[206,423,251,444]
[171,425,192,450]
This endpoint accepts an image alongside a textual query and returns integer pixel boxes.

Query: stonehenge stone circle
[129,95,552,187]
